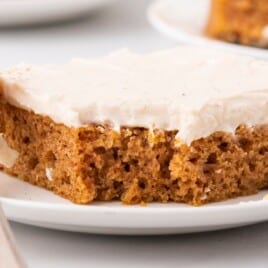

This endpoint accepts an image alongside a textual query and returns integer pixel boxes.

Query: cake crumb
[0,133,19,168]
[140,201,147,207]
[215,169,222,174]
[263,194,268,200]
[200,194,207,201]
[45,167,54,181]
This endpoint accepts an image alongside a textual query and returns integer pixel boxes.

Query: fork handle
[0,205,26,268]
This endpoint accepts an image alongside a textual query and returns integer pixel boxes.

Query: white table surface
[1,0,268,267]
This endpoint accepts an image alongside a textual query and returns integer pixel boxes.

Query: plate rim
[0,0,116,26]
[2,194,268,214]
[1,173,268,233]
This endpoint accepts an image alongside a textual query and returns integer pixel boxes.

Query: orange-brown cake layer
[1,102,268,205]
[206,0,268,47]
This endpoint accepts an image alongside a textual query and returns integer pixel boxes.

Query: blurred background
[0,0,174,68]
[2,0,265,69]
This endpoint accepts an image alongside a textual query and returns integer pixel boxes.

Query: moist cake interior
[1,102,268,205]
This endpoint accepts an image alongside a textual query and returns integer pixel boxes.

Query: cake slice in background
[206,0,268,47]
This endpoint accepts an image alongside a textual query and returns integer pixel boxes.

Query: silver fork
[0,204,26,268]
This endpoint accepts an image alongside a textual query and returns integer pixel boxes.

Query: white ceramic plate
[1,172,268,235]
[0,0,115,26]
[148,0,268,59]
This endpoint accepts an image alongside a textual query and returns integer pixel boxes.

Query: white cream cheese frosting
[1,47,268,144]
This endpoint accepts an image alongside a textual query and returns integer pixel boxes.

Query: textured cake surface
[206,0,268,47]
[1,103,268,205]
[1,47,268,205]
